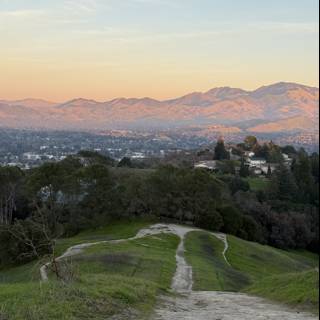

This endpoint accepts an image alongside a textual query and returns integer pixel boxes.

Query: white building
[260,164,277,175]
[282,153,293,165]
[23,152,41,161]
[247,157,267,168]
[244,151,255,158]
[194,160,218,171]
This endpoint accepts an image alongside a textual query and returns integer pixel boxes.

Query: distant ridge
[0,82,318,135]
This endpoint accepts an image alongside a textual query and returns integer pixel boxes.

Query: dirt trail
[150,225,317,320]
[212,233,230,266]
[39,224,317,319]
[151,292,317,320]
[40,224,197,281]
[171,237,193,292]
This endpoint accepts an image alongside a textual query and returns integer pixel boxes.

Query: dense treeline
[0,143,319,267]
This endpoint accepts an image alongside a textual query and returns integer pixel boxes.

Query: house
[260,164,277,175]
[23,152,41,161]
[228,148,241,161]
[247,157,267,168]
[282,153,290,161]
[244,151,255,158]
[253,168,263,175]
[282,153,293,166]
[194,160,218,171]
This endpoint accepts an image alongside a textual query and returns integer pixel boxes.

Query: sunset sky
[0,0,319,102]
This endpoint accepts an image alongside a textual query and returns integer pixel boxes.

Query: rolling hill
[0,221,318,319]
[0,82,318,135]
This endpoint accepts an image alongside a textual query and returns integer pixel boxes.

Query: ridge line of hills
[0,82,319,134]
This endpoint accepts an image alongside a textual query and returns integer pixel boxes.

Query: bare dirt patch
[152,292,317,320]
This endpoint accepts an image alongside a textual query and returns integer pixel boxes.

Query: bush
[218,206,243,236]
[241,215,260,241]
[230,176,250,195]
[194,205,224,232]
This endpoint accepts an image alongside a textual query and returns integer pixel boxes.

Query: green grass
[0,220,179,320]
[0,260,44,285]
[246,270,319,313]
[1,220,319,318]
[281,250,319,268]
[185,232,250,291]
[0,275,157,320]
[74,233,180,291]
[226,235,316,279]
[185,231,319,313]
[246,177,270,191]
[55,218,155,257]
[0,219,155,285]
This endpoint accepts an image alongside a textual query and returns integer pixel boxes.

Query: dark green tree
[217,160,236,174]
[77,150,114,166]
[281,145,297,156]
[266,142,283,163]
[292,151,314,203]
[271,163,298,201]
[0,166,24,225]
[118,157,133,168]
[241,215,259,241]
[218,205,243,235]
[310,153,319,183]
[267,165,272,178]
[214,138,230,160]
[230,176,250,194]
[239,158,250,178]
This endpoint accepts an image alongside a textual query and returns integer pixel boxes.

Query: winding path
[151,225,317,320]
[40,224,179,281]
[39,224,317,320]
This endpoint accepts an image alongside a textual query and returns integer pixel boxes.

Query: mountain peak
[252,82,317,97]
[109,97,161,106]
[58,98,100,108]
[0,98,57,108]
[68,98,99,104]
[206,86,248,97]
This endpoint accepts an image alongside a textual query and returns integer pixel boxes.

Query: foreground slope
[185,232,319,312]
[0,220,180,319]
[0,222,318,319]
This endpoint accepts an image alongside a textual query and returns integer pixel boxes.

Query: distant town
[0,127,317,170]
[0,128,206,169]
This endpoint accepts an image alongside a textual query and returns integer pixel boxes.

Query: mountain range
[0,82,318,136]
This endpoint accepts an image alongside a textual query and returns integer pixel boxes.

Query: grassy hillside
[247,270,319,312]
[0,220,179,320]
[0,219,153,284]
[55,219,154,256]
[184,232,250,291]
[1,222,318,319]
[185,231,319,313]
[227,235,316,278]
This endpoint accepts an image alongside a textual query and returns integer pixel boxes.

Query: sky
[0,0,319,102]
